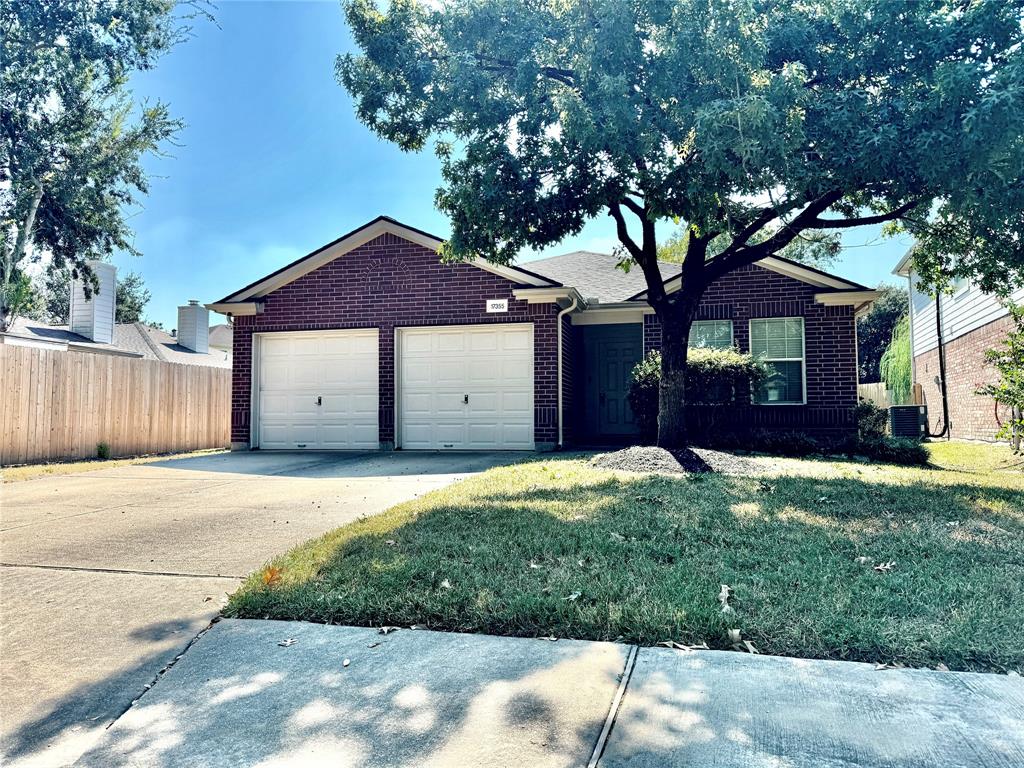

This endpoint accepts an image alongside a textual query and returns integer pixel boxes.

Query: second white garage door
[257,329,378,450]
[399,324,533,450]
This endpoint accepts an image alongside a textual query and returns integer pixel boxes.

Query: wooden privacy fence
[1,343,230,466]
[858,382,892,409]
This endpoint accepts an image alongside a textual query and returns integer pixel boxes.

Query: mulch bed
[590,445,764,476]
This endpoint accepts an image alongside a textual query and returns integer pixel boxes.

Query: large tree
[34,268,152,325]
[339,0,1024,446]
[0,0,207,331]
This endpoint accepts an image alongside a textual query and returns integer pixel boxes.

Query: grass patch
[226,444,1024,672]
[1,448,228,483]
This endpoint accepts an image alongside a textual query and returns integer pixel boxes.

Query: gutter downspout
[930,291,951,439]
[556,295,579,449]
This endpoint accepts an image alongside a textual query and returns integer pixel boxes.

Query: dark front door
[581,323,643,441]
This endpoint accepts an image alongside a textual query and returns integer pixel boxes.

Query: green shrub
[855,400,889,439]
[696,429,927,465]
[627,348,772,439]
[96,442,111,460]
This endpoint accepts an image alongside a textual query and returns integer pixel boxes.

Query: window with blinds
[689,320,733,349]
[750,317,805,404]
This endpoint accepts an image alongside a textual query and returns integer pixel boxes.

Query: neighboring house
[208,323,233,353]
[210,216,876,452]
[894,252,1024,441]
[0,261,231,369]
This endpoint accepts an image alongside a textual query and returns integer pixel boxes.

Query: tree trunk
[656,301,698,449]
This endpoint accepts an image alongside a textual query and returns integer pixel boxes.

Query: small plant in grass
[975,304,1024,453]
[96,442,111,460]
[628,348,771,441]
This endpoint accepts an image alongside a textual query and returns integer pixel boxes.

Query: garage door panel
[399,324,533,450]
[258,330,378,449]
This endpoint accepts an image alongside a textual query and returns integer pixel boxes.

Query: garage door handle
[316,396,322,406]
[463,394,469,404]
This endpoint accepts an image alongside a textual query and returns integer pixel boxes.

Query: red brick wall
[913,314,1014,441]
[643,263,859,435]
[231,233,561,448]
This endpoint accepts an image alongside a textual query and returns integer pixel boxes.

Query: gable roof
[213,216,559,307]
[520,251,680,303]
[625,253,869,301]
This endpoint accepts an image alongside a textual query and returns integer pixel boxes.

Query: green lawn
[226,442,1024,672]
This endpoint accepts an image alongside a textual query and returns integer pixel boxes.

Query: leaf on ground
[935,663,950,672]
[367,642,381,649]
[610,532,626,542]
[278,638,297,647]
[385,539,397,546]
[378,626,399,635]
[563,591,582,602]
[659,640,709,652]
[440,579,452,590]
[529,561,542,569]
[538,635,558,642]
[874,662,905,671]
[718,584,734,614]
[262,566,283,587]
[873,561,896,573]
[343,658,351,667]
[726,628,742,645]
[854,556,870,565]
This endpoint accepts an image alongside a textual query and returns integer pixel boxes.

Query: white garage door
[257,330,378,450]
[399,324,533,450]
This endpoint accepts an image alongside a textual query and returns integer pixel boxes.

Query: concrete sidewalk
[73,619,1024,768]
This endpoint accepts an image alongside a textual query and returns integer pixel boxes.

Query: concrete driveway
[0,450,521,767]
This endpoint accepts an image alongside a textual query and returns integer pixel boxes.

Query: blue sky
[123,1,912,330]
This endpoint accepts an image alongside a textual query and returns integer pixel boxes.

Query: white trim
[207,301,261,316]
[394,322,535,450]
[571,307,648,325]
[557,295,579,447]
[813,290,881,307]
[749,317,808,406]
[512,287,585,306]
[471,258,554,287]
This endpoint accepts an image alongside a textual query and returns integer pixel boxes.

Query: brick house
[210,216,877,451]
[894,253,1024,441]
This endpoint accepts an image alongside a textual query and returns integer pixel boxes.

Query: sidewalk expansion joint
[0,562,244,580]
[587,644,639,768]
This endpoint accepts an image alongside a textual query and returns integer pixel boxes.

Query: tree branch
[803,199,921,229]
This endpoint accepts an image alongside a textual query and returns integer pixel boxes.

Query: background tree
[658,227,840,268]
[340,0,1024,446]
[857,284,908,383]
[0,0,209,331]
[34,268,152,325]
[880,315,912,406]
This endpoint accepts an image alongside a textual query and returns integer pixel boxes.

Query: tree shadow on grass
[228,463,1024,672]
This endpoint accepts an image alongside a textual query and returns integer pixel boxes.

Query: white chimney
[69,260,116,343]
[177,299,209,353]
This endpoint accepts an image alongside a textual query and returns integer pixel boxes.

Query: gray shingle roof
[4,318,231,368]
[519,251,681,303]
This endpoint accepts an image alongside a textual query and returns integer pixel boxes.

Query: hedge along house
[210,216,877,452]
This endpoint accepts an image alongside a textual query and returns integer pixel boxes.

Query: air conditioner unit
[889,405,927,440]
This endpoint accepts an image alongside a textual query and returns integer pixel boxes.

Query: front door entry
[581,324,643,441]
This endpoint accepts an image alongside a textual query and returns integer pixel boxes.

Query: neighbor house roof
[2,318,231,368]
[520,251,680,303]
[208,323,233,350]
